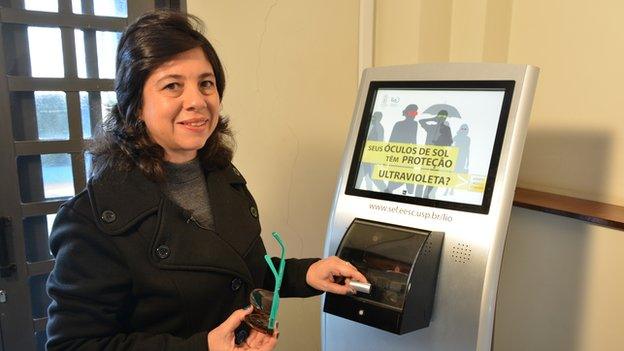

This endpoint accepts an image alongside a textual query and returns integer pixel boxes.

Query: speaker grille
[451,243,471,264]
[421,240,433,256]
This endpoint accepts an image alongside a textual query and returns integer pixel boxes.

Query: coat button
[231,277,243,291]
[249,206,258,218]
[101,210,116,223]
[155,245,170,259]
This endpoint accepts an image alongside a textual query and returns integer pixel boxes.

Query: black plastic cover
[324,218,444,334]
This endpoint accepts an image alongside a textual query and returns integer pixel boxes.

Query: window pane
[35,330,47,351]
[47,214,57,236]
[101,91,117,119]
[25,0,58,13]
[23,215,54,262]
[29,273,51,319]
[41,154,74,199]
[71,0,82,14]
[79,91,92,138]
[34,91,69,140]
[96,31,121,79]
[18,154,74,202]
[84,152,93,179]
[11,91,39,141]
[74,29,87,78]
[28,27,64,78]
[94,0,128,18]
[80,91,116,138]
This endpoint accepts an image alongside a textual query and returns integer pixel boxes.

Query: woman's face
[140,47,220,163]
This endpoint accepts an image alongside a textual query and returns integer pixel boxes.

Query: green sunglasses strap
[264,231,286,331]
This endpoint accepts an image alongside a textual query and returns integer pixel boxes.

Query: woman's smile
[177,117,210,130]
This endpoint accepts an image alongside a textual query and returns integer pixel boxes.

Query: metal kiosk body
[321,63,539,351]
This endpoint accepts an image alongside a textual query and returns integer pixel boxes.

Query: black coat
[46,163,320,350]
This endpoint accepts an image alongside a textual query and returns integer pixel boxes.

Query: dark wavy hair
[89,10,234,182]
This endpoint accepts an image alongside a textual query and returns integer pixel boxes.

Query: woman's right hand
[207,306,278,351]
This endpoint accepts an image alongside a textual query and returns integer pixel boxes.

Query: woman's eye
[164,82,180,90]
[201,80,215,90]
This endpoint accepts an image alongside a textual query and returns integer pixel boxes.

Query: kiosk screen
[346,80,514,213]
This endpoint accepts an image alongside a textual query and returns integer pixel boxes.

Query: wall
[374,0,453,65]
[499,3,624,347]
[496,208,624,351]
[375,0,624,207]
[187,1,359,350]
[374,0,624,350]
[189,0,623,350]
[507,0,624,206]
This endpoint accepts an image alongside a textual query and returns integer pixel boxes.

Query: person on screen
[445,123,471,196]
[420,109,453,146]
[45,10,367,351]
[385,104,420,195]
[357,111,386,191]
[420,110,453,199]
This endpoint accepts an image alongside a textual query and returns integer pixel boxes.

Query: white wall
[496,208,624,351]
[374,0,624,206]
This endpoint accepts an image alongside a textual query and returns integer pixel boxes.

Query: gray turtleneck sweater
[161,158,214,230]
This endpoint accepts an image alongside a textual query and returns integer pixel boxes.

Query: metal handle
[349,281,372,294]
[0,217,16,278]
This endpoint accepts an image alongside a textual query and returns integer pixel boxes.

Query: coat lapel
[87,164,262,284]
[88,168,160,235]
[206,164,262,258]
[150,199,254,284]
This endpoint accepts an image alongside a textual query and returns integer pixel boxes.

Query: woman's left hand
[306,256,368,295]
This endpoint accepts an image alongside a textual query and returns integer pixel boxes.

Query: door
[0,1,182,349]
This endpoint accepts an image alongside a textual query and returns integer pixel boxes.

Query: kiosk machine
[321,63,539,350]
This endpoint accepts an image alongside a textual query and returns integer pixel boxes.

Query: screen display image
[346,81,514,213]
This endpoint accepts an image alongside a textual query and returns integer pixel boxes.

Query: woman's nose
[183,86,206,110]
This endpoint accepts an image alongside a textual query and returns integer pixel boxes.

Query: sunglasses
[244,232,285,335]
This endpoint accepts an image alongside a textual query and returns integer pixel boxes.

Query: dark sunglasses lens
[244,289,275,335]
[244,312,273,335]
[249,289,273,312]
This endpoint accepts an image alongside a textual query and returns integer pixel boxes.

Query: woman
[46,10,366,351]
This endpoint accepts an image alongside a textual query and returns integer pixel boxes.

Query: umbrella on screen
[423,104,461,118]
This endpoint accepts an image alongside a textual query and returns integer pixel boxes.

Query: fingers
[333,257,368,283]
[222,306,253,332]
[246,329,260,345]
[259,334,278,351]
[324,281,355,295]
[245,328,278,351]
[307,256,369,294]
